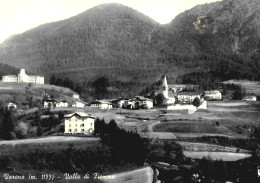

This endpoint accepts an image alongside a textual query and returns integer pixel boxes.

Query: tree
[192,97,200,107]
[1,108,18,140]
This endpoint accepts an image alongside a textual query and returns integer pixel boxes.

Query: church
[162,76,176,104]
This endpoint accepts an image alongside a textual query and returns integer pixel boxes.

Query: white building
[133,96,153,109]
[72,101,86,108]
[43,99,57,109]
[7,102,17,110]
[64,112,95,134]
[90,100,113,110]
[162,76,176,104]
[2,69,44,84]
[204,90,222,101]
[243,95,257,101]
[2,75,18,82]
[56,100,69,108]
[72,93,80,99]
[177,92,201,104]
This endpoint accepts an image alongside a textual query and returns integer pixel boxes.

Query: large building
[2,69,44,84]
[203,90,222,101]
[64,112,95,134]
[90,100,113,110]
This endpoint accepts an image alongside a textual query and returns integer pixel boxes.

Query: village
[1,69,258,136]
[0,69,260,183]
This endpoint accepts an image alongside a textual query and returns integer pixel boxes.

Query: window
[75,124,77,127]
[81,129,84,132]
[69,129,71,132]
[69,124,71,127]
[80,124,84,127]
[90,123,93,127]
[74,129,77,133]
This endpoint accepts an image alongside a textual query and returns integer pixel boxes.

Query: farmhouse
[111,97,129,108]
[177,92,201,104]
[7,102,17,110]
[125,96,153,109]
[64,112,95,134]
[56,100,69,108]
[72,101,86,108]
[72,93,80,99]
[43,99,57,109]
[2,69,44,84]
[90,100,113,109]
[204,90,222,101]
[243,94,257,101]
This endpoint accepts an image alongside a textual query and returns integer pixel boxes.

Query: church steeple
[162,75,168,90]
[162,75,168,99]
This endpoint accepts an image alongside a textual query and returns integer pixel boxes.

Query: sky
[0,0,221,43]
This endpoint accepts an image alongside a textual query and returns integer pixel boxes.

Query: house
[7,102,17,110]
[56,100,69,108]
[177,92,201,104]
[72,93,80,99]
[72,101,86,108]
[129,96,153,109]
[2,69,44,84]
[204,90,222,101]
[243,94,257,101]
[90,100,113,110]
[111,97,129,108]
[43,99,58,109]
[64,112,95,134]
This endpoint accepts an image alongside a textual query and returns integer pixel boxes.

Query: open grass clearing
[153,122,233,135]
[177,141,251,153]
[0,136,99,146]
[141,132,177,140]
[183,151,252,161]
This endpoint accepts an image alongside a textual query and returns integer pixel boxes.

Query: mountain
[166,0,260,83]
[0,1,259,99]
[0,4,168,82]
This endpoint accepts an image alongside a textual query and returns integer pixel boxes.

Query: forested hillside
[0,0,259,100]
[0,64,19,78]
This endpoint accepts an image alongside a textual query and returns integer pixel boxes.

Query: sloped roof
[64,112,94,119]
[168,91,175,98]
[4,75,17,78]
[178,92,201,96]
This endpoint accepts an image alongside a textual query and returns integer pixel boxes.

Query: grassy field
[153,121,233,135]
[0,82,78,104]
[222,80,260,95]
[183,151,252,161]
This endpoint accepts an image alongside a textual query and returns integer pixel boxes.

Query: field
[0,82,77,104]
[222,80,260,95]
[183,151,252,161]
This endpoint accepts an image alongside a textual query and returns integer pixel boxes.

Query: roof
[168,91,175,98]
[64,112,95,119]
[204,90,221,94]
[134,96,153,101]
[168,84,199,88]
[178,92,201,96]
[3,75,17,78]
[90,100,111,104]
